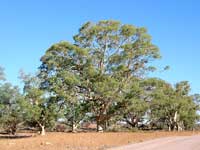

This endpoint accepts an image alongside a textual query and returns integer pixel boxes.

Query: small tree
[39,42,89,132]
[0,83,24,135]
[120,78,149,128]
[60,100,88,132]
[147,79,199,131]
[21,73,58,135]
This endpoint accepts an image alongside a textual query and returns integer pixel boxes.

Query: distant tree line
[0,20,199,135]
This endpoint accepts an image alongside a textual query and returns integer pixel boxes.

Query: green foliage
[0,67,5,81]
[147,78,199,130]
[0,20,198,135]
[20,73,59,134]
[39,20,161,132]
[38,20,199,132]
[0,83,24,134]
[120,79,149,128]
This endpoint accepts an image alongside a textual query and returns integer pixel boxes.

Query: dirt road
[109,135,200,150]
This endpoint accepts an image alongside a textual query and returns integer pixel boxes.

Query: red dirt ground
[0,131,199,150]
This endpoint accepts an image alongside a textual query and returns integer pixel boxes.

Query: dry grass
[0,131,199,150]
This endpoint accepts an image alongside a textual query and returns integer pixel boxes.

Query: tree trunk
[40,125,45,136]
[177,121,183,132]
[71,122,77,133]
[168,118,174,131]
[97,120,100,132]
[9,124,17,135]
[71,103,77,133]
[104,120,108,131]
[168,124,171,131]
[97,120,103,132]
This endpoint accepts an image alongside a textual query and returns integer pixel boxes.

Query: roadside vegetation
[0,20,199,136]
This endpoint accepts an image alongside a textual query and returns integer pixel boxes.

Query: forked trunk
[40,126,46,136]
[40,125,45,136]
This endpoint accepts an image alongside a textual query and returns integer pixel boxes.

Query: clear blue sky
[0,0,200,94]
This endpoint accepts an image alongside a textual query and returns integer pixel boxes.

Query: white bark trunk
[174,111,178,122]
[97,123,103,132]
[41,125,45,136]
[168,125,171,131]
[72,123,77,133]
[177,122,183,132]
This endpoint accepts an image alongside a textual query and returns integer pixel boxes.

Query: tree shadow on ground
[0,133,33,139]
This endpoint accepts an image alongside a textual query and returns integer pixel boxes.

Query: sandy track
[109,135,200,150]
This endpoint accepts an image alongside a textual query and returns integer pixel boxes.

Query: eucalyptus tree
[0,68,25,135]
[20,73,59,135]
[39,42,89,132]
[147,79,198,131]
[39,20,161,132]
[174,81,199,130]
[74,20,161,131]
[0,83,24,135]
[60,100,89,132]
[120,78,149,128]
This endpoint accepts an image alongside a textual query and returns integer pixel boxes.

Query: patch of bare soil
[0,131,199,150]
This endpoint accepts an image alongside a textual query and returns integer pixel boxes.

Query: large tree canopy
[0,21,198,136]
[39,20,162,132]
